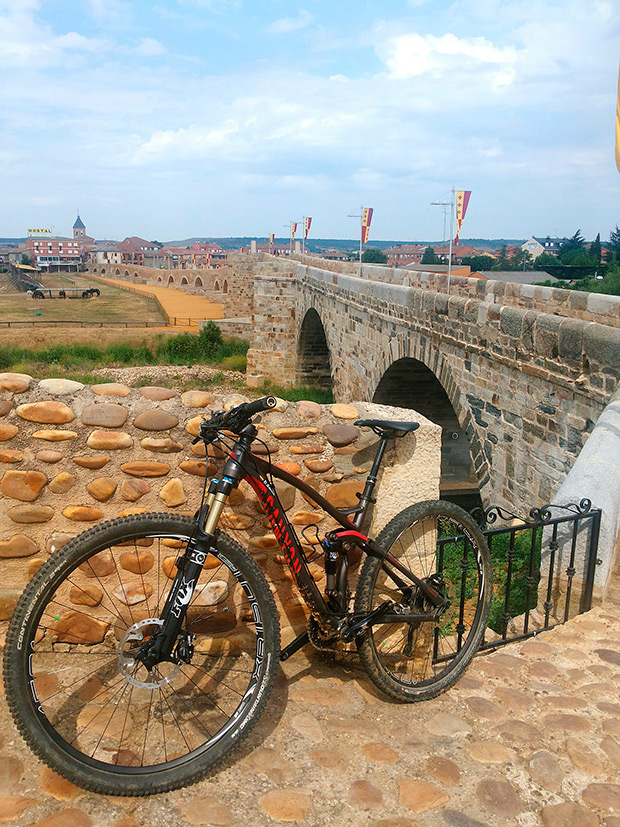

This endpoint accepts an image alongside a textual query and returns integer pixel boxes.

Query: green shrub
[198,321,223,358]
[221,354,247,372]
[261,383,334,404]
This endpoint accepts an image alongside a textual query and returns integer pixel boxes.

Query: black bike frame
[240,452,447,621]
[150,427,446,664]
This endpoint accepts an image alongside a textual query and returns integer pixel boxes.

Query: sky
[0,0,618,242]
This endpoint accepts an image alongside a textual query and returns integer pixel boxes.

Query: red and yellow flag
[361,207,373,244]
[269,233,274,244]
[454,191,471,246]
[291,222,297,239]
[304,217,312,239]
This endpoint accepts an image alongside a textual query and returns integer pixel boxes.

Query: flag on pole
[361,207,373,244]
[616,63,620,173]
[304,217,312,239]
[454,191,471,246]
[269,233,274,252]
[291,222,297,239]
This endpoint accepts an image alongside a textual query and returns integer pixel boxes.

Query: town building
[88,245,122,266]
[25,234,82,272]
[521,236,565,259]
[143,243,227,269]
[72,214,95,246]
[384,244,426,266]
[117,237,161,266]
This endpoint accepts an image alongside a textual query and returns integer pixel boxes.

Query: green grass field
[0,272,166,325]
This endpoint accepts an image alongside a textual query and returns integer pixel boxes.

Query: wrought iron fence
[432,499,601,664]
[475,499,601,653]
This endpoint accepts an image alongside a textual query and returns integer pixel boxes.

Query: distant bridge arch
[296,308,332,391]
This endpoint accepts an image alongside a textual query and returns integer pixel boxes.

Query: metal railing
[478,499,601,652]
[433,499,601,664]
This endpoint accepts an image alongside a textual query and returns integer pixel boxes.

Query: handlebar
[195,395,277,443]
[239,395,278,418]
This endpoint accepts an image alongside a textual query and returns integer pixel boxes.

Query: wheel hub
[117,618,181,689]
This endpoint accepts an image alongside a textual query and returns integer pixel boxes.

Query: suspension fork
[137,481,233,669]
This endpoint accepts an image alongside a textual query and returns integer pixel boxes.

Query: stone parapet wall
[254,265,620,515]
[0,373,440,643]
[259,254,620,328]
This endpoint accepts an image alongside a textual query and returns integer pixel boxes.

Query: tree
[509,249,534,270]
[20,253,31,265]
[459,254,496,271]
[558,230,585,261]
[496,245,511,269]
[535,252,559,269]
[421,246,439,265]
[590,233,602,265]
[361,248,387,263]
[607,226,620,258]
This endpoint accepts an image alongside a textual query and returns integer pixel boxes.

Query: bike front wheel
[355,500,492,702]
[3,513,280,795]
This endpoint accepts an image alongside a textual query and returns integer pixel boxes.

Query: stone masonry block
[584,324,620,370]
[534,314,562,359]
[499,306,525,339]
[558,319,585,362]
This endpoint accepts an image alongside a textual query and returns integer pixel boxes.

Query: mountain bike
[4,395,492,795]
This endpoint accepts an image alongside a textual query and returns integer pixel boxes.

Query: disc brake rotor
[117,617,181,689]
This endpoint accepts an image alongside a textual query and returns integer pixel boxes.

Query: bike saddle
[355,419,420,438]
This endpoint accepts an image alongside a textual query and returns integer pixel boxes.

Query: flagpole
[289,222,293,257]
[447,186,455,294]
[359,205,363,277]
[302,216,306,263]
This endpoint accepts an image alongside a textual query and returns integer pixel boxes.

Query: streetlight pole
[431,186,455,294]
[347,206,364,277]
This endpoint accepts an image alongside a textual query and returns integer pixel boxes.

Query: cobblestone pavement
[1,605,620,827]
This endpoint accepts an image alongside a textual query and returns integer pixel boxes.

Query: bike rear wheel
[3,513,279,795]
[355,500,492,701]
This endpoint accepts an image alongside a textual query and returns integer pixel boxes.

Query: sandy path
[94,276,224,326]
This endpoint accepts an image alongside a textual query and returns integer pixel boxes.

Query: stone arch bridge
[243,257,620,513]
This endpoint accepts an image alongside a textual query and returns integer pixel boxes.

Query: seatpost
[352,435,390,529]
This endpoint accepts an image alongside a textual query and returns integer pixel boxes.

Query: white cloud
[0,0,618,239]
[0,2,106,68]
[267,9,313,35]
[378,32,517,81]
[84,0,130,24]
[135,37,166,56]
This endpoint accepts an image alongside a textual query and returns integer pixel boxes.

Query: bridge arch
[373,355,482,510]
[124,270,129,276]
[214,280,220,291]
[180,276,188,285]
[157,276,163,283]
[100,268,106,275]
[223,279,229,294]
[167,275,175,285]
[115,268,120,275]
[194,276,203,287]
[296,308,332,390]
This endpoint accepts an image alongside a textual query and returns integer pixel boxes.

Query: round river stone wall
[0,373,440,642]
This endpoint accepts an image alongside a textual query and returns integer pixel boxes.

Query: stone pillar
[538,388,620,617]
[246,275,298,386]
